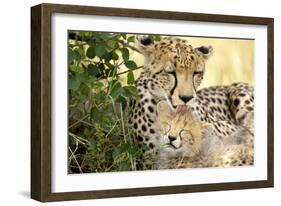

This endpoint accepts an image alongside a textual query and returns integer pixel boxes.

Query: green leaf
[69,65,83,73]
[123,86,138,97]
[120,48,129,61]
[124,60,137,70]
[88,64,100,77]
[127,71,135,85]
[68,48,76,64]
[93,81,104,89]
[105,62,115,70]
[77,47,85,58]
[107,40,117,49]
[112,147,121,160]
[121,33,127,39]
[111,51,119,61]
[86,47,95,59]
[69,78,80,91]
[95,44,106,57]
[109,81,123,98]
[80,83,91,96]
[154,35,161,41]
[127,36,135,43]
[90,107,102,122]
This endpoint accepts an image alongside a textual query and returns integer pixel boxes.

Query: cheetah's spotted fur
[128,36,254,168]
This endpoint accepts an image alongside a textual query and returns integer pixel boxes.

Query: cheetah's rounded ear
[195,45,213,60]
[136,35,154,46]
[136,35,155,55]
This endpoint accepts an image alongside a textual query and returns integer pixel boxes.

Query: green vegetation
[68,31,160,173]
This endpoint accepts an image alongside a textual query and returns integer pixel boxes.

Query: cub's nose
[168,135,177,142]
[179,95,193,103]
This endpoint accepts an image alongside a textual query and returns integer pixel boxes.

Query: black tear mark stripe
[192,74,196,92]
[170,71,177,96]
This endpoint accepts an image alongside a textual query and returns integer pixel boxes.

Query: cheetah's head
[137,36,213,111]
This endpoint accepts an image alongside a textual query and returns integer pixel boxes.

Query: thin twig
[120,104,126,143]
[69,146,83,173]
[105,120,119,139]
[116,65,144,76]
[69,132,88,145]
[119,40,142,54]
[69,114,90,129]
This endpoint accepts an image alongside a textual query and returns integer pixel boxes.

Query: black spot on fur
[148,106,154,113]
[137,135,143,142]
[142,125,147,132]
[150,129,155,134]
[246,106,253,111]
[149,143,155,149]
[133,123,137,129]
[233,98,240,107]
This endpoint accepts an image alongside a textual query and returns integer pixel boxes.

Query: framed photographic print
[31,3,274,202]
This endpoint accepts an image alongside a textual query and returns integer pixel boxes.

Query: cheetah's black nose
[168,135,177,142]
[179,95,193,103]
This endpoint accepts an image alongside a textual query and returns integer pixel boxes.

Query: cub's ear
[200,122,214,134]
[156,101,173,123]
[195,45,213,60]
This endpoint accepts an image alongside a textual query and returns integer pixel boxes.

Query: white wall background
[0,0,279,205]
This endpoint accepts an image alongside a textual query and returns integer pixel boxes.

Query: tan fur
[155,101,254,169]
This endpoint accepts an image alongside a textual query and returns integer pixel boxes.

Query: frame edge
[31,4,43,201]
[30,3,275,202]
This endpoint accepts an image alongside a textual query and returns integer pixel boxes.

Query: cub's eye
[193,71,203,76]
[179,129,191,138]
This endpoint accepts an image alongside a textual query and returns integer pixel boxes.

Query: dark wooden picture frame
[31,3,274,202]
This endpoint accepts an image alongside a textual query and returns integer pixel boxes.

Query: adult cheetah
[128,36,254,168]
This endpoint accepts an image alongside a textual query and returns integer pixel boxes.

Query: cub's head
[137,36,213,111]
[156,101,212,157]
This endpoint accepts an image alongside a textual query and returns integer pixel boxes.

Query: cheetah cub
[155,101,254,169]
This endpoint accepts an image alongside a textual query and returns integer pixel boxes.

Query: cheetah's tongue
[175,105,188,113]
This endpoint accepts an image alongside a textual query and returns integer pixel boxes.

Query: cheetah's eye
[164,67,175,74]
[193,71,203,76]
[164,62,176,73]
